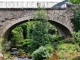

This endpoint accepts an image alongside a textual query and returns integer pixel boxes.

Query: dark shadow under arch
[49,20,71,38]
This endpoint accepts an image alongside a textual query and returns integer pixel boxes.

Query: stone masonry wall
[0,8,73,38]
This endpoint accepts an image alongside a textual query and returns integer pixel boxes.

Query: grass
[6,58,11,60]
[57,43,80,60]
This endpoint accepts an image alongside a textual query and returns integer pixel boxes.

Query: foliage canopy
[68,0,80,4]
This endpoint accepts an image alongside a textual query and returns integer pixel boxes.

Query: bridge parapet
[0,2,66,9]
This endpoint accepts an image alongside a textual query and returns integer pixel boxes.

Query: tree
[28,9,51,53]
[68,0,80,4]
[10,26,23,47]
[68,0,80,31]
[8,7,55,53]
[72,11,80,31]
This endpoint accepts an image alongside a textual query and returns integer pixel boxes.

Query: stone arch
[49,20,71,38]
[0,16,71,39]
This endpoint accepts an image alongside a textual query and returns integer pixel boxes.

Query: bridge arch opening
[2,19,71,39]
[0,18,72,55]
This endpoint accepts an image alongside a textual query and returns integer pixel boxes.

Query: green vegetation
[32,46,48,60]
[68,0,80,4]
[2,6,80,60]
[57,43,80,60]
[72,31,80,46]
[2,40,11,51]
[72,11,80,32]
[6,9,56,54]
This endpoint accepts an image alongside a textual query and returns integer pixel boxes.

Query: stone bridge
[0,1,79,39]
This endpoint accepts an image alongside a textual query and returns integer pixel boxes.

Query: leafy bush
[57,43,78,51]
[0,38,3,49]
[27,9,50,53]
[2,40,11,51]
[72,11,80,31]
[59,39,74,44]
[44,44,53,54]
[9,26,23,47]
[68,0,80,4]
[72,31,80,44]
[22,39,31,53]
[16,49,26,58]
[32,46,48,60]
[57,43,80,59]
[52,34,61,42]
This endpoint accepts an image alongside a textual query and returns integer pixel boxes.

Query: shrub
[72,31,80,44]
[0,38,3,49]
[16,49,26,58]
[32,46,48,60]
[68,0,80,4]
[72,11,80,31]
[59,39,74,44]
[44,44,53,54]
[2,40,11,51]
[57,43,80,59]
[22,39,31,52]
